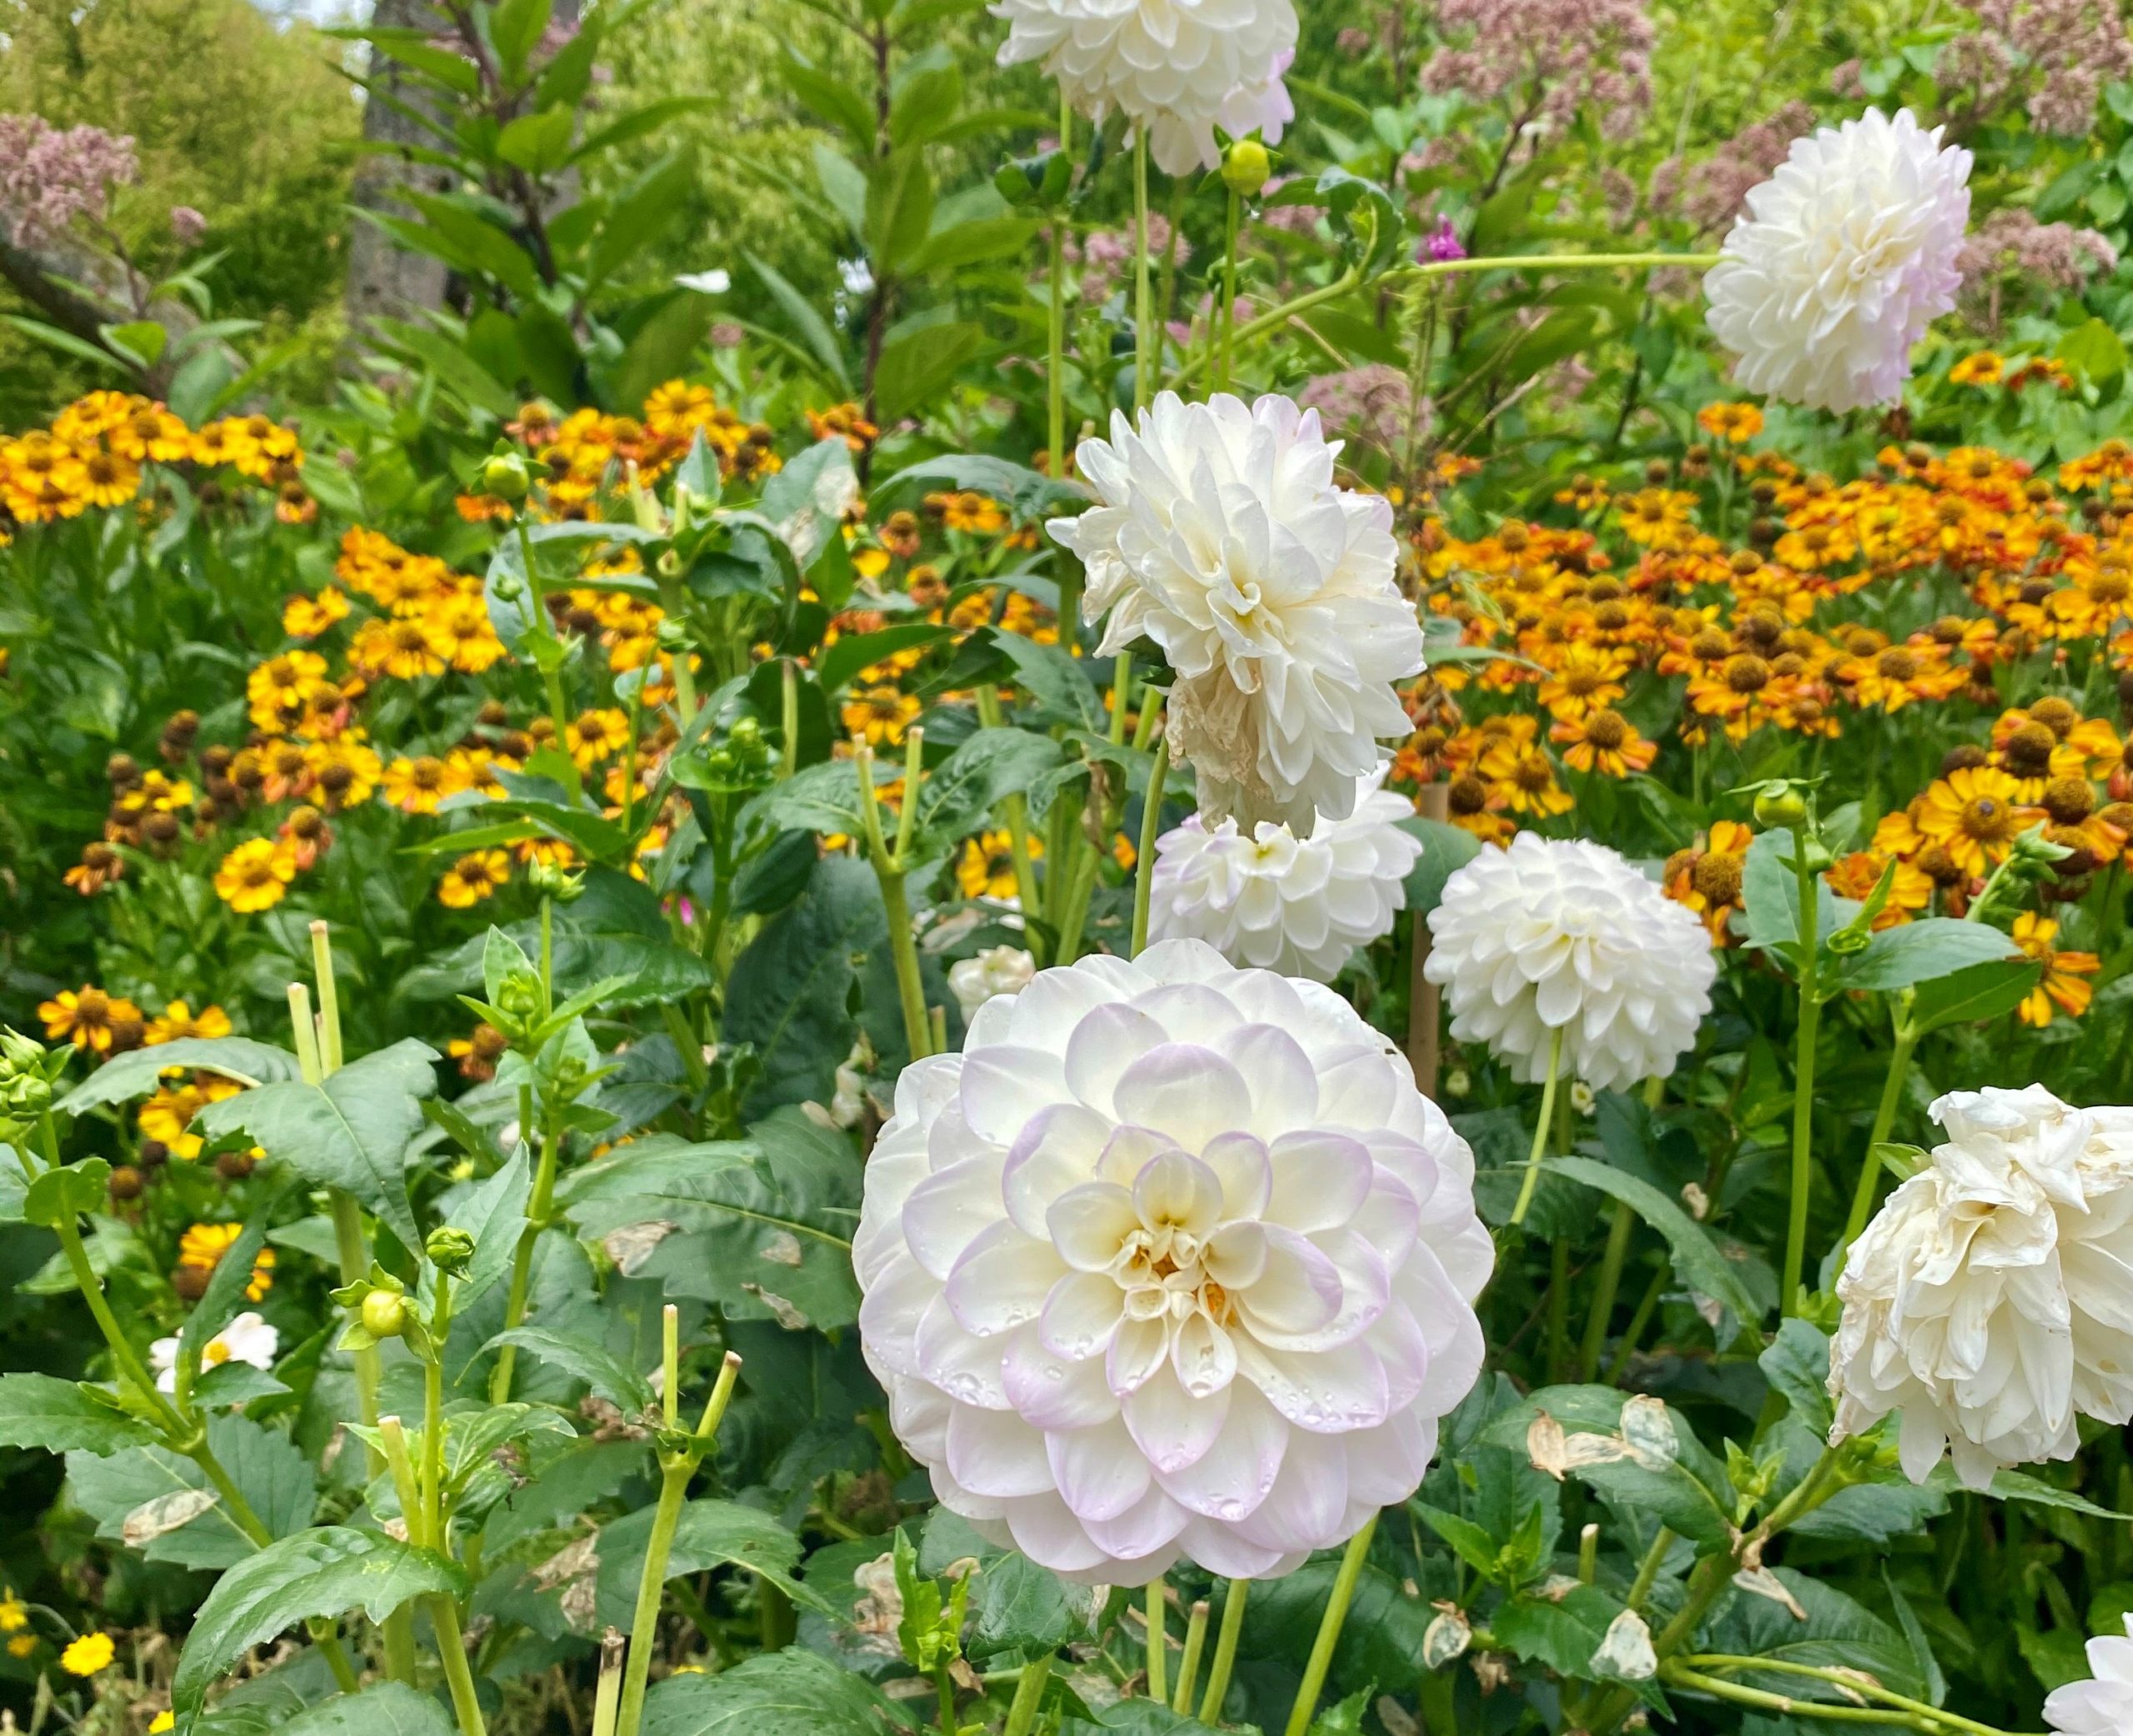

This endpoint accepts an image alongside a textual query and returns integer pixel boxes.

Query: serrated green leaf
[0,1373,160,1454]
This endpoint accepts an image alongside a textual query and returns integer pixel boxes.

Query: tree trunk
[343,0,452,334]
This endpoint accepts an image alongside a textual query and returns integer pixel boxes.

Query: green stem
[1131,738,1171,956]
[1604,1262,1667,1386]
[490,1107,560,1404]
[1546,1236,1570,1382]
[1003,1654,1052,1736]
[657,575,699,725]
[1219,188,1239,393]
[308,921,343,1073]
[54,1211,185,1437]
[1173,1600,1209,1715]
[1144,1579,1167,1704]
[422,1270,454,1552]
[1284,1517,1376,1736]
[428,1594,488,1736]
[1625,1526,1673,1613]
[976,686,1046,959]
[1578,1200,1636,1381]
[1675,1658,2034,1735]
[615,1354,743,1736]
[1783,839,1822,1314]
[1200,1579,1247,1723]
[592,1629,627,1736]
[1133,130,1153,411]
[517,517,575,756]
[1396,249,1723,281]
[1047,92,1070,479]
[1841,1015,1919,1254]
[877,870,932,1060]
[1509,1027,1565,1227]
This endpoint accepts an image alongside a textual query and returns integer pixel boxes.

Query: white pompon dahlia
[1704,107,1971,413]
[991,0,1297,177]
[855,939,1491,1584]
[1423,833,1714,1092]
[2046,1618,2133,1736]
[1149,768,1421,983]
[1049,393,1422,836]
[1830,1085,2133,1491]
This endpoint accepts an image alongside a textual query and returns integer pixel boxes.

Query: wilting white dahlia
[1050,392,1422,836]
[1704,107,1971,413]
[991,0,1297,177]
[1423,834,1714,1092]
[1830,1085,2133,1490]
[855,939,1491,1584]
[2046,1618,2133,1736]
[1149,768,1421,982]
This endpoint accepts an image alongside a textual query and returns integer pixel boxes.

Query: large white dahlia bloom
[990,0,1297,177]
[1830,1085,2133,1490]
[1704,107,1971,413]
[2046,1618,2133,1736]
[1423,833,1714,1092]
[1049,392,1422,836]
[1148,768,1421,982]
[855,939,1491,1584]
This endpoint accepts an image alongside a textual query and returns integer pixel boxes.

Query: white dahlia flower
[149,1311,278,1394]
[991,0,1296,177]
[2046,1618,2133,1736]
[949,945,1037,1021]
[1704,107,1971,413]
[1422,833,1714,1092]
[855,939,1491,1584]
[1049,392,1421,836]
[1149,769,1421,982]
[1830,1085,2133,1490]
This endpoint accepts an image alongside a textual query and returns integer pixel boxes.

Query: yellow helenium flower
[214,838,297,913]
[61,1631,115,1676]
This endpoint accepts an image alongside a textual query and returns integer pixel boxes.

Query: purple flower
[170,206,207,247]
[1421,216,1466,263]
[0,115,139,249]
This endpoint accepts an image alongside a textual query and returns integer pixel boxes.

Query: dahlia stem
[1143,1579,1167,1703]
[1132,129,1153,411]
[1047,91,1070,481]
[1781,837,1823,1315]
[977,686,1047,962]
[1219,186,1240,393]
[1002,1654,1052,1736]
[1578,1200,1636,1381]
[1172,1599,1210,1714]
[1200,1579,1248,1723]
[1671,1657,2034,1736]
[1509,1026,1565,1227]
[1131,737,1171,957]
[856,736,934,1061]
[1841,1012,1921,1256]
[592,1629,627,1736]
[1284,1516,1377,1736]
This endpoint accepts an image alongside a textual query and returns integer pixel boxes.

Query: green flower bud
[479,451,532,503]
[497,970,545,1021]
[1752,785,1808,830]
[361,1289,407,1339]
[527,861,587,902]
[425,1225,476,1275]
[1221,137,1273,197]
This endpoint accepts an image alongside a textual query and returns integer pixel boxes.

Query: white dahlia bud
[949,945,1037,1020]
[1831,1085,2133,1490]
[2047,1618,2133,1736]
[855,939,1491,1584]
[1149,769,1421,982]
[991,0,1297,177]
[1050,393,1422,836]
[1704,107,1971,413]
[1423,833,1715,1092]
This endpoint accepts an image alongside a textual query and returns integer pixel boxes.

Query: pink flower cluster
[1957,207,2118,293]
[1943,0,2133,135]
[1062,214,1176,302]
[1418,0,1655,139]
[0,115,138,249]
[1651,102,1816,234]
[1297,364,1416,457]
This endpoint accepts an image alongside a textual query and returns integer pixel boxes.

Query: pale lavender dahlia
[855,940,1491,1584]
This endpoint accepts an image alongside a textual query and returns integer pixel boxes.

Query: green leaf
[587,151,696,291]
[24,1158,112,1227]
[641,1647,898,1736]
[780,55,875,152]
[54,1037,303,1114]
[559,1112,860,1328]
[486,1326,656,1414]
[865,146,935,273]
[1399,816,1483,919]
[1701,1567,1927,1706]
[179,1210,274,1389]
[902,214,1040,275]
[2058,317,2129,392]
[1492,1583,1632,1679]
[1759,1319,1835,1437]
[440,1147,531,1308]
[887,47,962,146]
[872,319,986,424]
[570,97,716,168]
[276,1684,456,1736]
[70,1416,317,1569]
[1830,918,2019,992]
[496,106,576,173]
[399,192,547,301]
[816,624,957,696]
[745,252,850,391]
[722,856,885,1119]
[1480,1386,1736,1549]
[1976,1469,2132,1519]
[194,1040,439,1250]
[990,631,1103,731]
[597,1499,832,1627]
[172,1529,468,1729]
[0,1373,159,1455]
[102,320,168,368]
[2,314,126,372]
[490,0,555,78]
[871,452,1086,520]
[1548,1155,1766,1333]
[914,726,1068,848]
[1911,956,2046,1033]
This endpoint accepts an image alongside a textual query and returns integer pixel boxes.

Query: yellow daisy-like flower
[151,1715,176,1733]
[1911,765,2034,880]
[1696,402,1764,443]
[382,755,466,815]
[38,986,144,1053]
[350,614,447,681]
[282,587,352,638]
[177,1221,275,1299]
[77,448,142,508]
[2012,911,2100,1028]
[147,1000,232,1045]
[140,1076,242,1160]
[213,838,297,914]
[438,851,511,909]
[842,686,919,746]
[8,1634,36,1658]
[955,830,1031,900]
[61,1631,115,1676]
[0,1588,27,1632]
[566,708,632,770]
[1949,351,2005,387]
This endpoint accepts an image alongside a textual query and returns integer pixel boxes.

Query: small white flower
[1831,1085,2133,1489]
[1705,107,1971,412]
[949,945,1038,1020]
[856,939,1491,1584]
[1568,1082,1596,1116]
[675,267,732,295]
[1051,392,1422,836]
[2046,1616,2133,1735]
[991,0,1296,176]
[1148,768,1421,982]
[829,1061,869,1130]
[149,1311,279,1394]
[1423,834,1715,1092]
